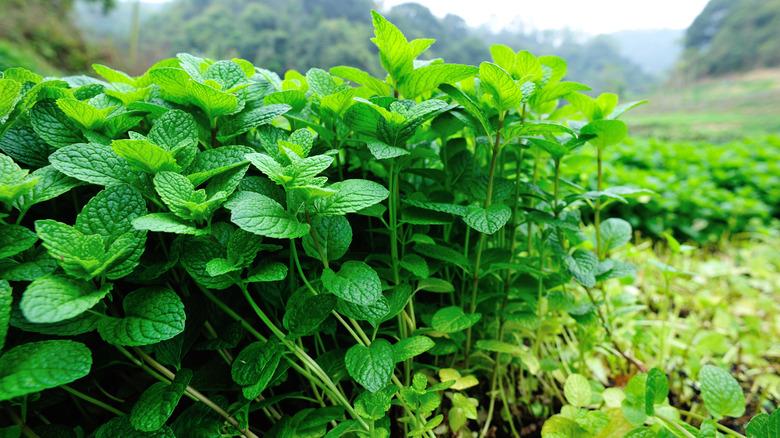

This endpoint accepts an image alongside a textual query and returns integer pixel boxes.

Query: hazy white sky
[380,0,709,34]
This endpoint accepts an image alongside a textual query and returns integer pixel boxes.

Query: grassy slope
[625,68,780,141]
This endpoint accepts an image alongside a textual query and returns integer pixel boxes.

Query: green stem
[483,149,525,437]
[464,112,504,366]
[210,117,218,148]
[388,161,401,286]
[595,146,603,259]
[238,282,369,429]
[676,409,746,438]
[61,385,124,416]
[115,346,257,438]
[200,286,337,402]
[134,348,259,438]
[4,407,40,438]
[655,413,698,438]
[584,287,646,371]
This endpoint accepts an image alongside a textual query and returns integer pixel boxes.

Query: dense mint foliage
[0,11,770,438]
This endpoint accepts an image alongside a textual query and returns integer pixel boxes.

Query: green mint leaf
[283,290,336,338]
[225,229,266,268]
[399,63,478,99]
[527,138,570,161]
[0,281,10,351]
[581,119,628,148]
[302,216,352,264]
[507,121,575,139]
[204,60,248,90]
[343,100,385,138]
[20,275,111,323]
[75,186,146,239]
[746,409,780,438]
[399,254,429,278]
[204,258,238,277]
[600,218,633,254]
[416,277,455,293]
[698,365,746,418]
[148,109,198,152]
[336,296,390,328]
[489,44,516,74]
[439,84,492,140]
[564,249,599,288]
[370,11,432,83]
[75,184,147,279]
[645,368,669,415]
[178,236,234,290]
[246,153,286,184]
[355,387,396,421]
[0,79,22,123]
[0,248,58,283]
[431,306,481,333]
[563,373,591,407]
[111,139,181,174]
[345,339,394,393]
[392,336,434,363]
[286,154,333,183]
[305,68,339,96]
[224,191,309,239]
[367,141,409,160]
[0,123,53,167]
[463,203,511,235]
[397,99,450,141]
[513,50,544,82]
[321,261,382,306]
[0,154,39,205]
[479,62,522,111]
[217,104,291,142]
[246,262,288,283]
[49,142,142,186]
[132,213,205,235]
[34,219,108,280]
[186,80,240,120]
[231,341,283,399]
[29,101,84,148]
[0,340,91,401]
[315,179,389,216]
[264,89,306,111]
[130,369,193,432]
[92,64,136,85]
[540,416,588,438]
[474,340,524,356]
[56,98,113,130]
[185,145,253,186]
[0,224,37,259]
[97,288,186,346]
[12,166,81,212]
[153,171,223,222]
[330,66,391,96]
[414,243,470,272]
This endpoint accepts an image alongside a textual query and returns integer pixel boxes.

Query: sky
[380,0,709,34]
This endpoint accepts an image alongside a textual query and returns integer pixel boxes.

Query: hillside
[626,68,780,140]
[682,0,780,77]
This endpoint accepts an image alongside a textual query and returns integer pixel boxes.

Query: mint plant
[0,10,772,438]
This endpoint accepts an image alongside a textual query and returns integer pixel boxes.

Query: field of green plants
[0,11,777,438]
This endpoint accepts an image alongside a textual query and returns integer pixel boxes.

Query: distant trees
[2,0,657,94]
[138,0,650,95]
